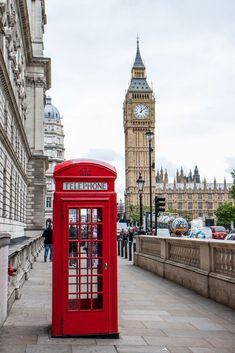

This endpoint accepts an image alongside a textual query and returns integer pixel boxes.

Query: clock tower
[124,39,156,219]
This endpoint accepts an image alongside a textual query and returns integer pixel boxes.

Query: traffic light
[155,196,166,215]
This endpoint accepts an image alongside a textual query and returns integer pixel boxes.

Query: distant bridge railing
[134,235,235,309]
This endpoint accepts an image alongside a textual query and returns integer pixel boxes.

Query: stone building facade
[124,39,156,216]
[156,166,233,222]
[44,96,65,223]
[0,0,50,238]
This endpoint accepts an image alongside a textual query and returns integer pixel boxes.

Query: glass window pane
[68,252,78,267]
[97,224,102,240]
[68,295,78,310]
[81,225,91,240]
[69,209,79,223]
[92,208,102,222]
[69,224,78,239]
[81,208,91,223]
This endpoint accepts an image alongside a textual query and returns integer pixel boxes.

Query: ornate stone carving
[25,76,35,87]
[35,77,46,88]
[0,2,7,34]
[25,76,46,89]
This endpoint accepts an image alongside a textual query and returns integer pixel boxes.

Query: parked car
[188,227,212,239]
[210,226,228,240]
[224,232,235,241]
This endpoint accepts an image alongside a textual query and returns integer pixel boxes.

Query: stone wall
[7,235,43,315]
[0,233,10,327]
[134,235,235,309]
[25,154,48,234]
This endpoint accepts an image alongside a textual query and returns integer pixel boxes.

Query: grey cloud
[156,156,184,179]
[82,149,123,163]
[225,157,235,175]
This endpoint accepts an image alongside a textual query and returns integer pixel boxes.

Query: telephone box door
[62,200,109,335]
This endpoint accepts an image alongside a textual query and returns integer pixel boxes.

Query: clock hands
[134,104,149,118]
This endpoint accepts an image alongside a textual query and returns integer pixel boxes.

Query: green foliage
[129,204,140,224]
[129,204,151,225]
[167,207,177,214]
[215,202,235,226]
[178,210,193,222]
[230,169,235,201]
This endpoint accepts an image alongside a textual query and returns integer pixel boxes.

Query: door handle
[104,262,108,270]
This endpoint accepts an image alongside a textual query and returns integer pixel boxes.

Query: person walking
[42,223,53,262]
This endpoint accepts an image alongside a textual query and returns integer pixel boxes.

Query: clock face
[134,104,149,119]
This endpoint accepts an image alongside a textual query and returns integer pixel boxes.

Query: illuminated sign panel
[63,182,108,191]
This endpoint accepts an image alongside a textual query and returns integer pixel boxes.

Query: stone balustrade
[134,235,235,309]
[8,235,44,313]
[0,233,11,327]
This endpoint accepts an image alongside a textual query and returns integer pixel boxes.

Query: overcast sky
[44,0,235,199]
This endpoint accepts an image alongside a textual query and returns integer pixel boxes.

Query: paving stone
[219,323,235,333]
[37,335,96,345]
[119,327,166,336]
[189,348,233,353]
[96,335,147,346]
[166,349,193,353]
[0,344,27,353]
[204,336,235,349]
[121,314,163,321]
[26,344,71,353]
[116,346,171,353]
[123,310,171,316]
[189,319,227,331]
[142,321,196,330]
[161,329,234,338]
[0,325,46,337]
[0,332,37,344]
[72,346,117,353]
[119,319,146,328]
[143,336,213,348]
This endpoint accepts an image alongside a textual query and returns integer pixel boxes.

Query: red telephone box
[52,159,118,337]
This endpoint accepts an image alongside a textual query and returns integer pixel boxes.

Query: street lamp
[136,173,145,232]
[146,130,154,231]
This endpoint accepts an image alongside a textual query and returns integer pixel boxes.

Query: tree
[129,204,151,226]
[230,169,235,201]
[129,204,140,225]
[215,202,235,227]
[178,210,193,222]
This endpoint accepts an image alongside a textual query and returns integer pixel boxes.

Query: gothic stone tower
[124,39,156,218]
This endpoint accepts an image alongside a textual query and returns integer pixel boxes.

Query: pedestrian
[128,228,134,242]
[42,223,53,262]
[120,228,127,241]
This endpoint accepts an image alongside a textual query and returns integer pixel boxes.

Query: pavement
[0,252,235,353]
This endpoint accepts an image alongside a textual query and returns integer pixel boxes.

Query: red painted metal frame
[52,159,118,337]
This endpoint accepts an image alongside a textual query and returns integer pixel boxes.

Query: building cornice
[18,0,33,63]
[30,56,51,90]
[17,1,51,90]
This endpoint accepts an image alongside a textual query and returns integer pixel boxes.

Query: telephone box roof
[54,158,117,176]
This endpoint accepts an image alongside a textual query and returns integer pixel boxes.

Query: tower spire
[133,36,145,69]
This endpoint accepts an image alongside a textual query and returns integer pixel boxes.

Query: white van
[117,222,128,237]
[156,228,171,237]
